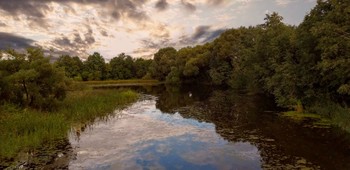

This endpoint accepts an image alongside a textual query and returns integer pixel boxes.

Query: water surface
[69,85,350,170]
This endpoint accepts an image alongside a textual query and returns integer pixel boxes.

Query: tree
[83,52,107,81]
[55,55,83,80]
[134,58,152,79]
[150,47,177,80]
[254,12,301,108]
[0,48,68,110]
[109,53,134,80]
[296,0,350,105]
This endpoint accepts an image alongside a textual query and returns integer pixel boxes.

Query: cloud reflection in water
[69,96,261,170]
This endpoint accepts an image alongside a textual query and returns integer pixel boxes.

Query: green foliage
[166,67,181,84]
[144,0,349,131]
[0,48,69,110]
[109,53,132,79]
[83,52,107,81]
[150,47,177,80]
[55,55,83,79]
[54,52,151,81]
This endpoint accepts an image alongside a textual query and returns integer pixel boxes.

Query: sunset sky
[0,0,317,60]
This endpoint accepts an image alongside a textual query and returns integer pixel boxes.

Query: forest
[0,0,349,128]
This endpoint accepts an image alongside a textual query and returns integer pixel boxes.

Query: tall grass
[60,89,138,123]
[0,105,68,157]
[308,102,350,133]
[0,89,138,159]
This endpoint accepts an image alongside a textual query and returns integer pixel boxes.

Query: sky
[0,0,317,60]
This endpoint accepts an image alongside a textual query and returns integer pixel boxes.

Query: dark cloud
[181,0,196,12]
[0,1,50,18]
[193,26,211,40]
[137,25,225,58]
[203,29,226,42]
[139,38,176,52]
[0,0,149,28]
[155,0,168,11]
[207,0,225,6]
[0,22,6,27]
[113,0,149,21]
[51,27,96,57]
[100,30,108,37]
[0,32,35,50]
[180,25,225,45]
[140,39,163,49]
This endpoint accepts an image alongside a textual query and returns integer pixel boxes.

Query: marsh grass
[0,89,138,159]
[281,105,350,132]
[309,103,350,133]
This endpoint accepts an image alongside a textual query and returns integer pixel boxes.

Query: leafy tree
[83,52,107,81]
[166,67,181,84]
[296,0,350,105]
[0,48,68,110]
[109,53,134,80]
[55,55,83,80]
[150,47,177,80]
[255,12,300,107]
[134,58,152,79]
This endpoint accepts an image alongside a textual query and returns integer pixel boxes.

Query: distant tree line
[148,0,350,112]
[55,52,152,81]
[0,49,151,110]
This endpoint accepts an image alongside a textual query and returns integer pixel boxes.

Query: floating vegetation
[280,111,332,128]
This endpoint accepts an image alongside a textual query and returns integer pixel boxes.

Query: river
[67,85,350,170]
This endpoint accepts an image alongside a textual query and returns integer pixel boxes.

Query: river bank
[0,89,138,168]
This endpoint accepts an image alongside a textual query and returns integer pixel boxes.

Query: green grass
[281,111,324,120]
[0,89,139,159]
[281,111,332,128]
[60,89,138,123]
[0,107,68,157]
[280,111,344,129]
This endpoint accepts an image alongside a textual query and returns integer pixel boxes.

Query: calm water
[68,85,350,170]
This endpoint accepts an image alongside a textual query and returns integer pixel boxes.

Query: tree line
[0,50,151,110]
[55,52,152,81]
[149,0,349,112]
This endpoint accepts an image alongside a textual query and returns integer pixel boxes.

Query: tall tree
[109,53,134,80]
[55,55,83,79]
[150,47,177,81]
[83,52,107,81]
[296,0,350,105]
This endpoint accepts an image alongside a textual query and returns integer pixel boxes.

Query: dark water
[69,85,350,170]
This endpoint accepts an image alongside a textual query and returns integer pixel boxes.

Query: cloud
[180,25,225,45]
[0,0,150,28]
[111,0,149,21]
[100,30,108,37]
[181,0,196,12]
[133,25,225,59]
[206,0,225,6]
[50,27,96,57]
[155,0,169,11]
[0,32,35,50]
[275,0,293,6]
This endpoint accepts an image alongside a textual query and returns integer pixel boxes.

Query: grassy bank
[0,89,139,159]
